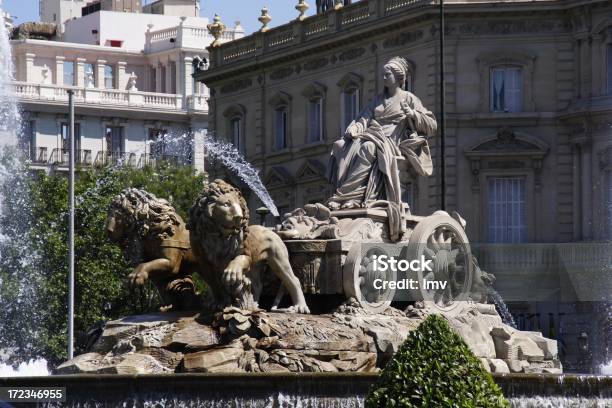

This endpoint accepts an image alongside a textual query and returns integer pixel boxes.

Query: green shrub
[0,161,207,367]
[366,314,509,408]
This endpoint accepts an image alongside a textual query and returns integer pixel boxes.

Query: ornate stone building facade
[200,0,611,244]
[198,0,612,372]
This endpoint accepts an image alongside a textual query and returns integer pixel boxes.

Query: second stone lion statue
[105,188,201,311]
[188,179,310,314]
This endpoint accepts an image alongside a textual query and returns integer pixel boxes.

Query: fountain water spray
[202,135,279,217]
[0,4,49,376]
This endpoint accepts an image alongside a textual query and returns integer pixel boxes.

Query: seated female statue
[326,56,437,211]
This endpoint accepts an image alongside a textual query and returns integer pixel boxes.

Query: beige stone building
[198,0,612,372]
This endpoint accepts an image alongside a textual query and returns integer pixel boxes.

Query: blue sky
[2,0,318,34]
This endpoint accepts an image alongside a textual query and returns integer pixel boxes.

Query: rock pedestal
[57,304,561,375]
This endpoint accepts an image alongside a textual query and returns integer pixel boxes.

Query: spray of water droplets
[202,136,279,217]
[0,5,48,374]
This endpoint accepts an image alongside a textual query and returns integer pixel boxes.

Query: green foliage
[366,314,509,408]
[0,160,206,367]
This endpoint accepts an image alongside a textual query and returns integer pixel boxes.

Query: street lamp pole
[439,0,446,211]
[67,90,75,360]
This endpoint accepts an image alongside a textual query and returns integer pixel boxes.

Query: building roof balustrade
[12,81,208,113]
[145,23,243,53]
[208,0,433,67]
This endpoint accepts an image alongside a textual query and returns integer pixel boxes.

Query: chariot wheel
[403,211,473,316]
[343,243,396,313]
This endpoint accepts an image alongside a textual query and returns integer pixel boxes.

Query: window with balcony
[104,65,114,89]
[148,128,168,159]
[308,97,324,143]
[61,122,82,164]
[490,66,523,112]
[63,61,75,86]
[105,126,123,155]
[84,63,95,88]
[274,107,288,151]
[487,176,527,243]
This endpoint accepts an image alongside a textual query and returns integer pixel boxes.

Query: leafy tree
[0,159,207,368]
[366,314,509,408]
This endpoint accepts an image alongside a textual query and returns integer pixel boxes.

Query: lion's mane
[188,179,250,267]
[109,188,182,264]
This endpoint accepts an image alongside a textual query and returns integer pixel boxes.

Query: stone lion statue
[105,188,201,311]
[188,179,310,314]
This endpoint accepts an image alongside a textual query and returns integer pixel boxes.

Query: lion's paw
[128,268,148,287]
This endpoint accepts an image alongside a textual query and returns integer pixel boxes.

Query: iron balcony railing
[49,148,93,166]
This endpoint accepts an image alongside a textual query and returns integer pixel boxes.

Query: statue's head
[383,56,409,89]
[188,179,249,239]
[106,188,181,243]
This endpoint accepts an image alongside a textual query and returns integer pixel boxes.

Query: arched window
[269,91,292,151]
[274,107,288,150]
[338,72,363,131]
[308,97,324,143]
[302,82,327,144]
[230,117,242,151]
[223,105,246,153]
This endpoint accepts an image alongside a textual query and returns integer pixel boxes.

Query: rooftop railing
[12,82,207,113]
[209,0,432,67]
[146,23,244,53]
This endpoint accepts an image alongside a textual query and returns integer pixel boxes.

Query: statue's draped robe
[327,89,437,209]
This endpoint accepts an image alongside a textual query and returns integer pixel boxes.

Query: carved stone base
[57,304,561,375]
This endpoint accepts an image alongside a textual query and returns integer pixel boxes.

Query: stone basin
[1,373,610,407]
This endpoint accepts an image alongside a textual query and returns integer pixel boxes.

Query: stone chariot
[278,205,474,315]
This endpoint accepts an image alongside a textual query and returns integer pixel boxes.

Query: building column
[572,144,582,240]
[581,141,593,240]
[117,61,127,90]
[96,59,107,88]
[155,64,163,93]
[24,53,35,82]
[75,57,86,87]
[174,61,181,95]
[183,57,193,97]
[55,56,65,85]
[165,62,172,94]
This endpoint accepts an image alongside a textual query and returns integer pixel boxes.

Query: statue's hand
[401,101,415,119]
[129,265,148,287]
[345,123,361,139]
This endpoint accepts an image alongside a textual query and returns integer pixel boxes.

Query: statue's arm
[345,99,376,137]
[406,93,437,136]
